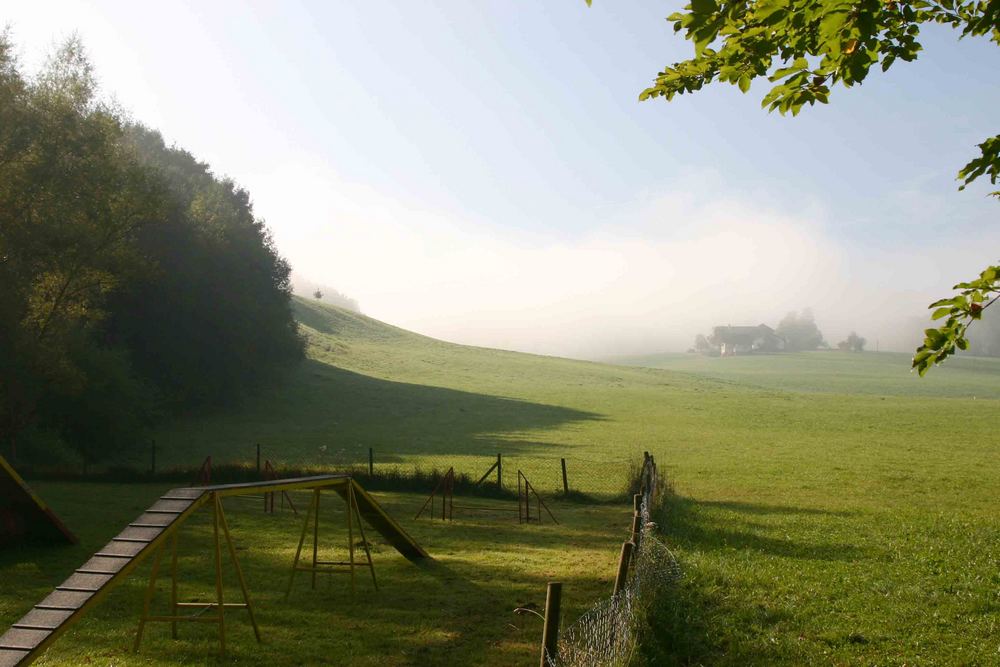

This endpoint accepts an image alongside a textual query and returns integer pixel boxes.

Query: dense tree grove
[0,35,303,464]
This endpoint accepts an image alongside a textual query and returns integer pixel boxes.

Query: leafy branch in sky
[590,0,999,372]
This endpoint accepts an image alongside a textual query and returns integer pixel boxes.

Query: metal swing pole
[215,494,261,643]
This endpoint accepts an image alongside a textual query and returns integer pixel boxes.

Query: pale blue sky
[6,1,999,356]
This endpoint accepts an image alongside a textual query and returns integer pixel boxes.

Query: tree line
[0,36,303,465]
[692,309,868,355]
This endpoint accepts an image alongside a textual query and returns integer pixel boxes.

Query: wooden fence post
[560,458,569,495]
[540,582,562,667]
[613,541,634,596]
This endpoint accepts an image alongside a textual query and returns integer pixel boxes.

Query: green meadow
[6,298,999,664]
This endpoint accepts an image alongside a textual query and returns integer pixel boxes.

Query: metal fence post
[540,581,562,667]
[369,447,374,476]
[561,458,569,495]
[497,453,502,490]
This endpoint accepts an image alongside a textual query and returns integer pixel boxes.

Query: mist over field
[273,165,997,359]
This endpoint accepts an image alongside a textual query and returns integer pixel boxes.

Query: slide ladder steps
[0,488,203,667]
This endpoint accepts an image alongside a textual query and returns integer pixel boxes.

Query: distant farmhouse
[712,324,784,356]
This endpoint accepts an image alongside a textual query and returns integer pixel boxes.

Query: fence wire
[550,455,681,667]
[53,444,638,498]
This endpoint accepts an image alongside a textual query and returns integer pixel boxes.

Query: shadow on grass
[695,499,857,518]
[640,579,799,666]
[659,495,862,562]
[639,493,867,666]
[72,359,609,474]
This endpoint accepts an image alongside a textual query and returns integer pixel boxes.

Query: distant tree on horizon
[838,332,866,353]
[776,309,825,352]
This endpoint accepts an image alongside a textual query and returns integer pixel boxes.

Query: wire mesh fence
[22,443,637,499]
[547,453,682,666]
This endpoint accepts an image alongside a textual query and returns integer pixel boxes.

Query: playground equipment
[286,481,376,596]
[517,470,558,525]
[0,454,77,547]
[262,460,297,514]
[192,456,212,485]
[415,467,557,524]
[0,474,428,666]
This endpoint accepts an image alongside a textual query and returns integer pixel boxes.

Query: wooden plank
[95,539,145,558]
[36,589,91,611]
[0,627,50,651]
[13,609,73,631]
[0,648,29,667]
[148,499,193,514]
[58,572,114,593]
[78,556,130,575]
[161,488,203,500]
[131,512,176,528]
[116,526,163,542]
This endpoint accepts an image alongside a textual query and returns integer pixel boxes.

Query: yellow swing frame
[285,483,378,597]
[133,492,260,656]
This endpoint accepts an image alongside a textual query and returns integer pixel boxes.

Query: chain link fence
[548,453,682,666]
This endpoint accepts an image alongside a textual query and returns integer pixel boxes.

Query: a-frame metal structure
[0,454,77,547]
[0,474,428,666]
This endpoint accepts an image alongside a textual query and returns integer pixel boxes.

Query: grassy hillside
[86,298,1000,663]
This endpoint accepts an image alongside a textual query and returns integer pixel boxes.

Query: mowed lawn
[1,483,628,666]
[17,299,1000,664]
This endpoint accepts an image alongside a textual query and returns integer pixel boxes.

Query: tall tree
[0,35,163,460]
[0,34,303,462]
[107,126,303,408]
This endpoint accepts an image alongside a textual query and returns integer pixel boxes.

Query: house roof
[712,324,782,343]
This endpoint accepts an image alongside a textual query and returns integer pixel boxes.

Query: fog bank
[256,160,998,359]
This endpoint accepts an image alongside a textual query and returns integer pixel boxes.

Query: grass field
[608,349,1000,399]
[9,298,1000,664]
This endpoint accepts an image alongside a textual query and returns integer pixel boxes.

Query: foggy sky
[6,2,1000,360]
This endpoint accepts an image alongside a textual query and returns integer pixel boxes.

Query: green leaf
[931,307,955,320]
